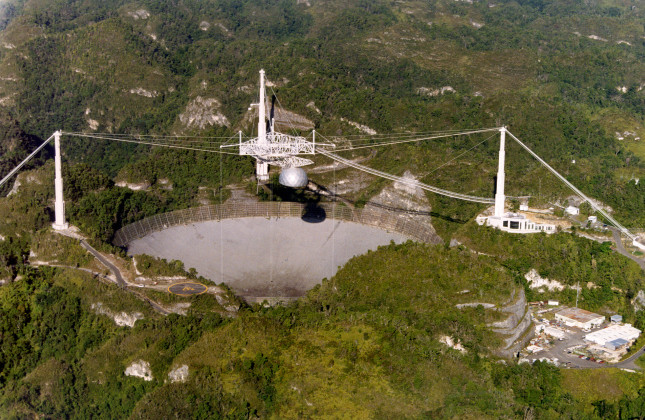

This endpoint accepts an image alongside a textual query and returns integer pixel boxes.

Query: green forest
[0,240,644,418]
[0,0,642,233]
[0,0,645,418]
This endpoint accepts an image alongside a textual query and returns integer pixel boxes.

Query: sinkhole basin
[116,203,437,302]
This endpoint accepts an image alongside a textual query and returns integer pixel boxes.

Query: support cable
[63,132,241,155]
[329,128,499,152]
[0,133,56,189]
[506,130,636,240]
[318,149,495,204]
[425,132,497,177]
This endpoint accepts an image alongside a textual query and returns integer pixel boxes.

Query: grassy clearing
[561,368,645,413]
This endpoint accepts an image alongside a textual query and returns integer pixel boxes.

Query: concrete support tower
[52,130,69,230]
[494,126,506,217]
[256,69,269,181]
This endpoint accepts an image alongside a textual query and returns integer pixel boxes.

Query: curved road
[80,240,126,287]
[610,228,645,271]
[80,240,170,315]
[608,229,645,370]
[613,345,645,370]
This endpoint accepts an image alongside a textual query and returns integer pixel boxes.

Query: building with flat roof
[555,307,604,329]
[544,326,565,339]
[476,213,556,234]
[565,206,579,215]
[610,314,623,324]
[585,324,641,348]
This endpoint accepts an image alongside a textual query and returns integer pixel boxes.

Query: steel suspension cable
[318,149,495,204]
[0,133,56,189]
[506,130,636,240]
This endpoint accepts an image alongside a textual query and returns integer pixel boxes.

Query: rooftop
[607,338,629,347]
[585,324,641,346]
[556,307,604,323]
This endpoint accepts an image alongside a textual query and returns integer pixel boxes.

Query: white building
[588,215,597,223]
[585,324,641,348]
[565,206,579,215]
[555,307,604,329]
[477,213,556,234]
[633,238,645,251]
[544,326,566,339]
[526,345,543,354]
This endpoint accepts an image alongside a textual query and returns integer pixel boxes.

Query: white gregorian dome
[279,167,308,188]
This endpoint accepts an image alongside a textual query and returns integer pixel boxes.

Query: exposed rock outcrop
[179,96,229,129]
[339,117,376,135]
[115,181,150,191]
[91,302,144,328]
[125,360,153,381]
[633,290,645,312]
[168,365,189,383]
[489,289,534,356]
[129,87,158,98]
[525,269,565,291]
[366,170,442,245]
[127,9,150,20]
[439,336,467,353]
[417,86,456,97]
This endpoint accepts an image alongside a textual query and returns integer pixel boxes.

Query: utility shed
[585,324,641,347]
[555,307,604,329]
[610,314,623,324]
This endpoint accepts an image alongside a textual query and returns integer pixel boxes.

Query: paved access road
[610,228,645,271]
[80,240,170,315]
[614,345,645,371]
[80,240,127,287]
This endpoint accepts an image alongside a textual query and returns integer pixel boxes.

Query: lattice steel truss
[239,132,316,168]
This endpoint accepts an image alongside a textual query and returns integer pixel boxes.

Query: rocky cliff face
[179,96,230,129]
[633,290,645,312]
[367,170,442,244]
[489,289,534,357]
[167,364,189,383]
[91,302,144,328]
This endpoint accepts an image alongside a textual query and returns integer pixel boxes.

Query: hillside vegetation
[0,238,644,418]
[0,0,642,235]
[1,1,645,418]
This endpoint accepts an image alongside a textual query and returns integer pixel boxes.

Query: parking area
[520,310,635,368]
